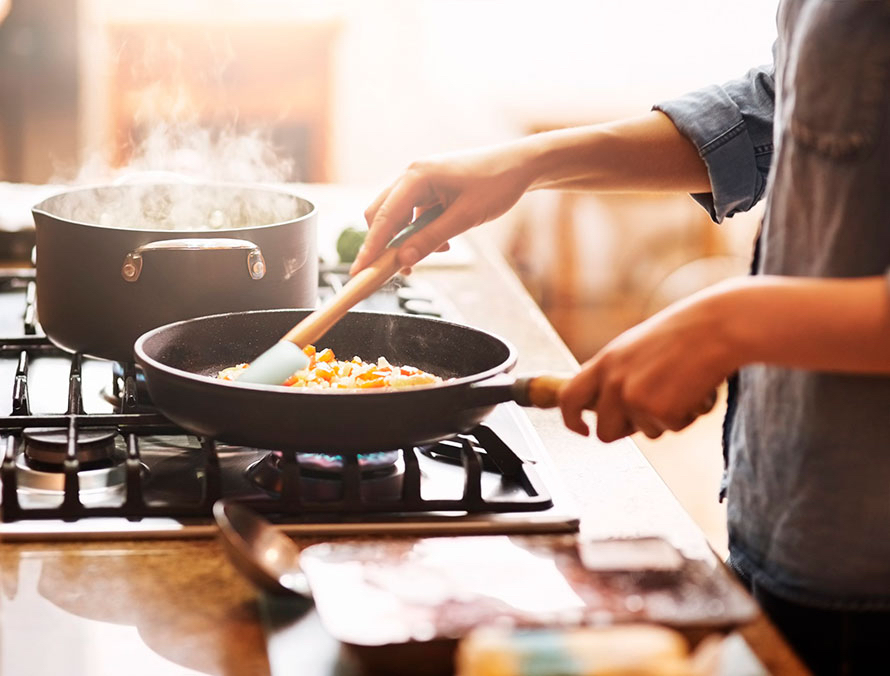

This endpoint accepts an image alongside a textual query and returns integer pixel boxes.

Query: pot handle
[465,373,572,409]
[121,238,266,282]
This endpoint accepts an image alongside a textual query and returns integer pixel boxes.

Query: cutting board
[299,535,757,646]
[264,535,758,675]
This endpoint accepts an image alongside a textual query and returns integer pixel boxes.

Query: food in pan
[218,344,443,390]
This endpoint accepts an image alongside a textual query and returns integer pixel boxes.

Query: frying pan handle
[512,374,572,408]
[466,373,572,409]
[121,238,266,282]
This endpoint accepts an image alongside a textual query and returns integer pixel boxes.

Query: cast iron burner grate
[0,267,555,524]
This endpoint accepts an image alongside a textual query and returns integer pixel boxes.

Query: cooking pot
[32,182,317,362]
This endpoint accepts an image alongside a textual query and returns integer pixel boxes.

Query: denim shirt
[655,0,890,610]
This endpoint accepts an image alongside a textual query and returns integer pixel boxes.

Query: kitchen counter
[0,184,807,675]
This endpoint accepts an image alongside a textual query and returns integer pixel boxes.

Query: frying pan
[134,309,569,453]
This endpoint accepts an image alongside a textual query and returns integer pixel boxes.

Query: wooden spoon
[237,205,444,385]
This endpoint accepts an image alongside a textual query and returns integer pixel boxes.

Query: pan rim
[133,308,519,397]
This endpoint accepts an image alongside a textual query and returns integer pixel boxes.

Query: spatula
[237,205,444,386]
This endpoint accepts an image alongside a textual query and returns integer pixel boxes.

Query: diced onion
[218,345,443,390]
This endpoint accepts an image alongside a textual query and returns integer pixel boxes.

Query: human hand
[558,284,740,442]
[350,143,536,274]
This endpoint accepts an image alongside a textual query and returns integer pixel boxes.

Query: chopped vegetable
[218,345,443,390]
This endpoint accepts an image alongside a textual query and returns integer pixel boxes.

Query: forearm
[518,111,711,194]
[355,110,714,274]
[714,275,890,374]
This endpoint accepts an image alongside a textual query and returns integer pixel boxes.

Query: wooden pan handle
[514,374,573,408]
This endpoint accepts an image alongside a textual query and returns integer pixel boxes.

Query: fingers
[660,389,718,432]
[352,174,436,274]
[558,366,599,437]
[558,364,719,442]
[363,179,395,229]
[394,198,474,269]
[559,362,635,443]
[355,180,398,274]
[396,212,451,275]
[591,377,633,443]
[701,388,718,414]
[628,414,666,439]
[631,388,717,438]
[397,245,448,275]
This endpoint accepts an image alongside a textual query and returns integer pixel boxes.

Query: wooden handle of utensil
[283,248,402,347]
[281,205,445,347]
[514,374,573,408]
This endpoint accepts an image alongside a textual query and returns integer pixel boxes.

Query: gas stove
[0,265,579,540]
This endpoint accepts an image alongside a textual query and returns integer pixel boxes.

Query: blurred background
[0,0,778,554]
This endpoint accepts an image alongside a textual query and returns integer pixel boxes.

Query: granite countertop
[0,184,807,676]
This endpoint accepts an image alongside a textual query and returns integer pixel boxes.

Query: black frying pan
[134,309,568,453]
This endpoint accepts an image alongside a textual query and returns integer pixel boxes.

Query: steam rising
[49,17,306,231]
[44,121,305,231]
[110,122,295,186]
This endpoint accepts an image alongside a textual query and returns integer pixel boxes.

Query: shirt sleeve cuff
[654,85,764,223]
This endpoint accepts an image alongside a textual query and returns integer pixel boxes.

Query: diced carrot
[314,362,334,381]
[221,348,441,390]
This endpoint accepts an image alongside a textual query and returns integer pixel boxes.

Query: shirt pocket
[786,0,890,160]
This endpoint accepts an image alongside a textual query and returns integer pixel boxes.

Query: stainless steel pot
[32,182,317,361]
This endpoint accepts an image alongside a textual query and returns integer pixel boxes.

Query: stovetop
[0,265,579,540]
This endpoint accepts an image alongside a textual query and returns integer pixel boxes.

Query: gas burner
[14,451,127,498]
[246,451,405,502]
[0,263,579,536]
[296,450,400,475]
[23,427,118,467]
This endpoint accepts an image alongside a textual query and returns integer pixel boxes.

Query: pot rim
[31,181,317,234]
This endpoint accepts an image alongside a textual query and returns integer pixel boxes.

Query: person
[350,2,890,673]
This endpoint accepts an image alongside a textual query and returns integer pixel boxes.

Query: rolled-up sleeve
[654,63,776,223]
